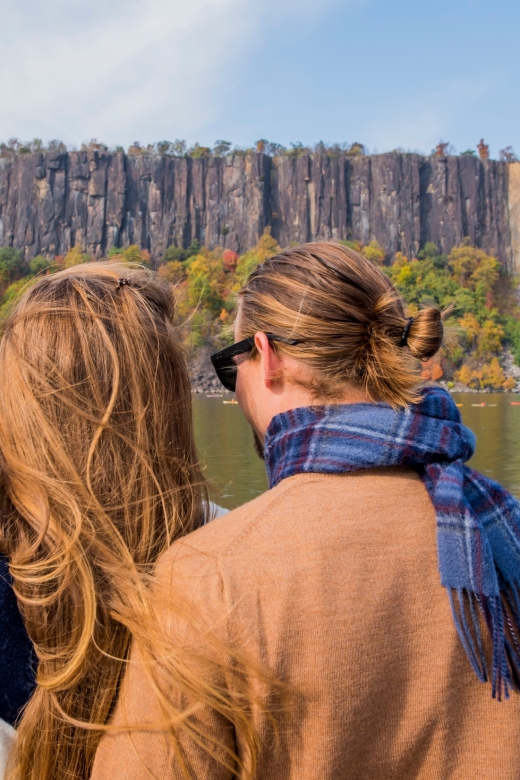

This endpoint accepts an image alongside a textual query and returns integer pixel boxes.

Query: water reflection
[193,396,268,510]
[193,393,520,510]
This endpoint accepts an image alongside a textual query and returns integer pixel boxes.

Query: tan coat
[91,469,520,779]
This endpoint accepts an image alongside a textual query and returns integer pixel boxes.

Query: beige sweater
[91,469,520,779]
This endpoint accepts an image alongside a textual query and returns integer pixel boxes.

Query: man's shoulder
[158,467,433,581]
[161,474,317,573]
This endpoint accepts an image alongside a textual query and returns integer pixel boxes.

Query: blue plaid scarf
[264,386,520,699]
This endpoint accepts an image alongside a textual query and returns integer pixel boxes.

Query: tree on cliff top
[477,139,490,160]
[500,146,519,163]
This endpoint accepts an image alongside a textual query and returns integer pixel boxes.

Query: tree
[435,141,450,157]
[109,245,150,266]
[62,246,91,268]
[162,239,200,264]
[460,149,477,157]
[477,320,504,358]
[264,142,286,157]
[222,249,239,272]
[477,139,489,160]
[30,255,54,274]
[185,254,227,314]
[448,242,499,291]
[156,141,173,156]
[347,142,365,156]
[287,142,309,157]
[213,140,232,157]
[458,313,481,350]
[47,139,67,153]
[455,364,474,387]
[188,143,211,159]
[158,261,186,285]
[362,240,385,265]
[171,139,187,157]
[499,146,518,163]
[0,247,26,292]
[0,278,34,317]
[81,139,108,152]
[235,228,280,283]
[480,358,506,390]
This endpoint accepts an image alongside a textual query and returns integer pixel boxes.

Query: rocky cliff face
[0,150,515,268]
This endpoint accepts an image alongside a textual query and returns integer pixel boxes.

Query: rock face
[0,151,516,269]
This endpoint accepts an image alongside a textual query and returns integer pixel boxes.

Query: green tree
[162,240,200,264]
[213,140,232,157]
[0,247,27,292]
[30,255,54,274]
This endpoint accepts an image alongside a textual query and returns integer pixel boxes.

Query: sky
[0,0,518,157]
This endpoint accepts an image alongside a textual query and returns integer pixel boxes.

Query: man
[92,243,520,780]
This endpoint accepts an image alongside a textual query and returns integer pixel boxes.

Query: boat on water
[512,402,520,406]
[471,403,497,407]
[455,403,464,407]
[223,399,238,405]
[206,394,223,398]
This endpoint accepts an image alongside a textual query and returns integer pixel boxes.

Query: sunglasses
[210,334,301,393]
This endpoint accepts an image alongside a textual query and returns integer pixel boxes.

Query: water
[193,392,520,510]
[193,397,268,510]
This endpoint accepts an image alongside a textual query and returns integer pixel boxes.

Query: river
[193,392,520,510]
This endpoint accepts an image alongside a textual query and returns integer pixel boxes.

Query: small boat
[455,403,464,407]
[511,402,520,406]
[206,394,223,398]
[472,403,487,407]
[223,399,238,405]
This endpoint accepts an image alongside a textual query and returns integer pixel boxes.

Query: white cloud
[0,0,344,147]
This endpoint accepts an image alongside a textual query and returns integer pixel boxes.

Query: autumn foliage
[0,232,519,390]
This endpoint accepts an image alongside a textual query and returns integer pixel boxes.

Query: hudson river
[193,393,520,510]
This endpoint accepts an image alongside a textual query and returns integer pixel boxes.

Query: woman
[0,263,253,780]
[92,243,520,779]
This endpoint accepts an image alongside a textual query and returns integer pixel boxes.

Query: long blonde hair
[0,263,262,780]
[238,242,444,407]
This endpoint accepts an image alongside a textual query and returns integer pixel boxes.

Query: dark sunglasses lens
[215,359,237,392]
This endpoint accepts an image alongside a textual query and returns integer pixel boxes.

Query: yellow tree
[235,228,281,284]
[362,240,385,265]
[62,245,91,268]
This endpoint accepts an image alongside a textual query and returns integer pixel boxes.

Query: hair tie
[118,278,130,287]
[399,317,414,347]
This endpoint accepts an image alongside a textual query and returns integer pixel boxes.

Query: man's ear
[254,332,283,389]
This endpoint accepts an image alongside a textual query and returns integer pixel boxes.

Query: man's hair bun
[406,308,444,361]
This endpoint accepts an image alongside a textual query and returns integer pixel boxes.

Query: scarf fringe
[448,586,520,700]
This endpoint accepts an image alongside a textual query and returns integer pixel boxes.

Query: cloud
[0,0,343,147]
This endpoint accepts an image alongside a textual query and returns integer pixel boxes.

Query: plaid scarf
[264,386,520,699]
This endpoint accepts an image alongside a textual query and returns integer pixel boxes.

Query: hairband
[399,317,414,347]
[118,278,130,287]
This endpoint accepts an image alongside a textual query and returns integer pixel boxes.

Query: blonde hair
[0,263,263,780]
[238,242,444,407]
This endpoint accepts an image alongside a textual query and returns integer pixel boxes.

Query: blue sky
[1,0,518,157]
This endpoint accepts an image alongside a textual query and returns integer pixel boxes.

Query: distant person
[91,242,520,780]
[0,264,235,780]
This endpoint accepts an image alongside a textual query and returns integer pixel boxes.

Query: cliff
[0,151,518,270]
